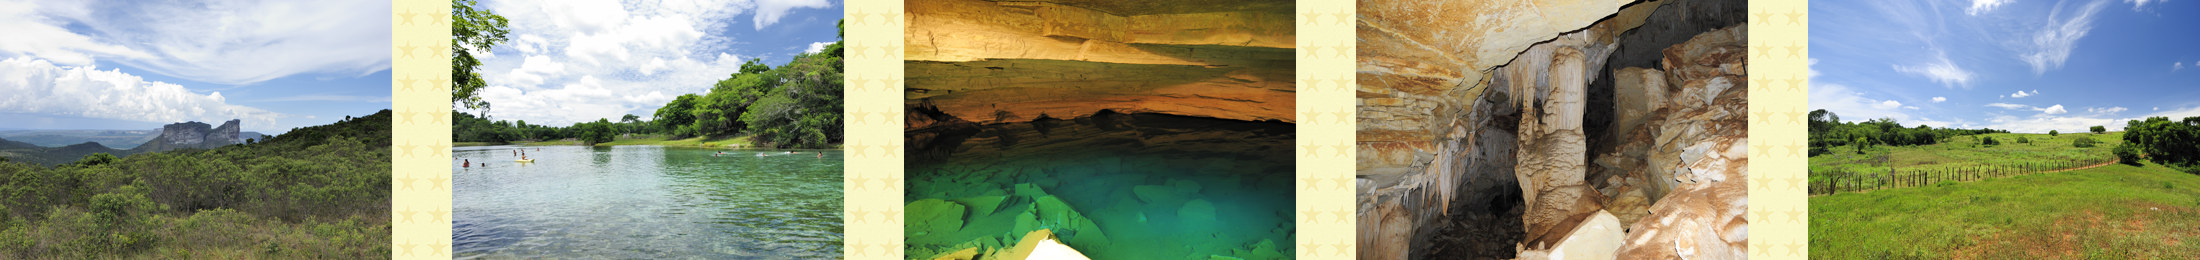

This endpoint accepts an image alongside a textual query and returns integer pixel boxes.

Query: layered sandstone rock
[905,0,1294,125]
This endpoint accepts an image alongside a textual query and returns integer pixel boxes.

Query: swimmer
[463,159,471,168]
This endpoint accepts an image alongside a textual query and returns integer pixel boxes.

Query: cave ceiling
[906,0,1296,125]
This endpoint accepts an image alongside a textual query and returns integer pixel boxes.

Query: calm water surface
[453,145,842,259]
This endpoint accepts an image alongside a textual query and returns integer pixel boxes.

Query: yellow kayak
[515,159,535,163]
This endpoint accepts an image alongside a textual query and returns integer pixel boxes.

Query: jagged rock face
[904,0,1294,125]
[1612,24,1748,260]
[132,119,242,153]
[1356,0,1664,171]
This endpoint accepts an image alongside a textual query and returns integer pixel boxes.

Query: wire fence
[1808,156,2116,195]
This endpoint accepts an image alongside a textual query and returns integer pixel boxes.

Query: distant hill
[0,119,255,166]
[0,129,160,149]
[0,139,123,166]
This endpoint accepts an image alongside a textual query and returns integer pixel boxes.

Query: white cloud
[1893,52,1976,88]
[1904,106,1921,110]
[2176,62,2186,72]
[471,0,830,125]
[0,1,155,66]
[0,57,280,128]
[1986,103,2031,109]
[803,41,833,54]
[2040,104,2068,114]
[2020,0,2110,75]
[2009,90,2033,98]
[2126,0,2163,10]
[8,0,391,85]
[1932,96,1948,102]
[1969,0,2014,15]
[753,0,833,30]
[2087,106,2128,114]
[1812,83,1930,124]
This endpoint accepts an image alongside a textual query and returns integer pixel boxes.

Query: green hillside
[0,110,391,259]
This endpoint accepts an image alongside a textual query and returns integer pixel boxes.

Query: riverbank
[454,135,840,149]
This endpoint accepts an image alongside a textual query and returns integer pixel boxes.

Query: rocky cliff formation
[130,119,243,154]
[1355,0,1747,259]
[904,0,1294,125]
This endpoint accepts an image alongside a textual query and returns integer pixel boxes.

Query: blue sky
[1811,0,2200,133]
[0,0,392,134]
[461,0,842,126]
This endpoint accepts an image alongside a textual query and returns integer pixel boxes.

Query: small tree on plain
[2091,125,2107,134]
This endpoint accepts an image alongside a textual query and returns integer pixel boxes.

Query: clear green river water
[452,145,843,259]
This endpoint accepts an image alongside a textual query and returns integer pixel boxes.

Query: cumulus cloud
[4,0,391,85]
[2087,106,2128,114]
[470,0,837,125]
[2020,0,2109,75]
[0,57,280,128]
[1812,83,1938,124]
[1893,52,1976,88]
[803,41,833,54]
[2176,62,2186,72]
[2009,90,2034,98]
[753,0,833,30]
[1969,0,2014,15]
[2040,104,2068,114]
[1932,96,1948,102]
[1986,103,2031,109]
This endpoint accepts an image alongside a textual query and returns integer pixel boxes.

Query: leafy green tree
[2049,130,2058,136]
[576,119,617,145]
[2122,116,2200,172]
[655,94,701,136]
[2091,125,2107,134]
[2073,137,2098,148]
[453,0,510,113]
[76,153,118,167]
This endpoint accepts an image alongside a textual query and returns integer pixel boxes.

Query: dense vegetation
[0,110,392,258]
[1807,109,2010,156]
[2118,116,2200,173]
[452,0,842,149]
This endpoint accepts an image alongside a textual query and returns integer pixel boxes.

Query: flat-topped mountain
[128,119,243,154]
[1,119,252,166]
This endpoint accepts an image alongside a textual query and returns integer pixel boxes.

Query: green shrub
[1981,136,2001,146]
[74,153,117,167]
[2091,125,2107,134]
[2073,137,2098,148]
[2050,130,2059,136]
[2115,143,2143,166]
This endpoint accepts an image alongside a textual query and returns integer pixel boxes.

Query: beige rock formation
[1516,210,1625,260]
[1353,0,1747,258]
[905,0,1294,125]
[1613,24,1748,260]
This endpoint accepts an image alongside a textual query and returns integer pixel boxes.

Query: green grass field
[1813,132,2123,173]
[1810,160,2200,258]
[1810,133,2124,193]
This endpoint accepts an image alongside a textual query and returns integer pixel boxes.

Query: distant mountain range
[0,120,265,166]
[0,129,263,149]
